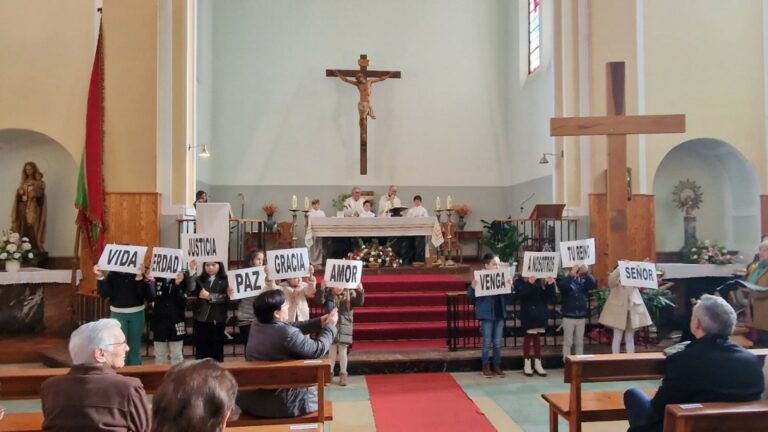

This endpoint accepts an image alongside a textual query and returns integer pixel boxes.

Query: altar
[0,268,82,336]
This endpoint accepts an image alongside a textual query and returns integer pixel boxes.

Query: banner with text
[149,247,184,279]
[560,238,596,267]
[228,266,266,300]
[324,259,363,289]
[618,261,658,289]
[181,233,225,264]
[521,252,560,278]
[97,244,148,274]
[267,248,310,280]
[473,268,512,297]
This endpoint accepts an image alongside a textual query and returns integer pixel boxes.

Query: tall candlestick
[435,196,441,211]
[291,195,298,210]
[304,196,310,211]
[446,195,452,210]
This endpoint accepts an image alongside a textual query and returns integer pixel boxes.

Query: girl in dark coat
[514,275,556,376]
[148,270,187,364]
[188,260,232,362]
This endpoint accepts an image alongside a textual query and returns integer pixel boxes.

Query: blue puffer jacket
[467,283,509,321]
[557,273,596,319]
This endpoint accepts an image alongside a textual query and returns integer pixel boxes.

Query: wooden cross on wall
[550,61,686,268]
[326,54,401,175]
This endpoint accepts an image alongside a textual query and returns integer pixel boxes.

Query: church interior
[2,1,768,431]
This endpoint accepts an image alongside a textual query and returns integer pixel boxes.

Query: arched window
[528,0,541,74]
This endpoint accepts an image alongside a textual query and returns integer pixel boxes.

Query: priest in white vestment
[378,185,402,217]
[343,187,366,217]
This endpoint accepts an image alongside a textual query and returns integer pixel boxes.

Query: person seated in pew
[236,289,338,418]
[624,294,764,432]
[41,319,150,432]
[359,200,375,218]
[152,358,237,432]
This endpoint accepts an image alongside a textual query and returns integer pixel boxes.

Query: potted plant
[480,218,529,266]
[453,204,470,231]
[681,240,733,265]
[332,192,352,217]
[347,238,401,268]
[261,203,278,232]
[0,230,37,272]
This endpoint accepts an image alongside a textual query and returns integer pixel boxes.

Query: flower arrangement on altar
[682,240,733,265]
[0,230,36,263]
[332,192,352,211]
[347,239,401,267]
[261,203,278,217]
[453,204,471,218]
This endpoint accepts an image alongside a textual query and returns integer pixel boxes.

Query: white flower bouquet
[0,229,37,262]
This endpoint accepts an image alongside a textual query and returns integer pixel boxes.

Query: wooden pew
[0,359,333,432]
[663,401,768,432]
[541,349,768,432]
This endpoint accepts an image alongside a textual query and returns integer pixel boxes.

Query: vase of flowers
[454,204,470,231]
[347,238,401,268]
[682,240,733,264]
[1,230,37,272]
[262,203,278,232]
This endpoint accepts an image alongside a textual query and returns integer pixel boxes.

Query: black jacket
[149,276,188,341]
[557,273,596,319]
[97,272,152,309]
[514,277,556,330]
[188,274,230,323]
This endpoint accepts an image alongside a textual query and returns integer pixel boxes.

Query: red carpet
[366,373,496,432]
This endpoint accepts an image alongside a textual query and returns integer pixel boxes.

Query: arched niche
[0,129,78,257]
[652,138,759,258]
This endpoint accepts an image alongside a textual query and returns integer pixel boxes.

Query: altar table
[304,217,444,247]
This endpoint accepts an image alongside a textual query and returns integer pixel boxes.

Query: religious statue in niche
[11,162,47,250]
[672,179,702,248]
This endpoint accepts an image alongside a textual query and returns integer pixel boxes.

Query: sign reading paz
[560,238,596,267]
[473,269,512,297]
[181,233,222,263]
[618,261,658,289]
[267,248,310,280]
[149,247,184,279]
[324,259,363,289]
[522,252,560,278]
[228,266,266,300]
[98,244,148,273]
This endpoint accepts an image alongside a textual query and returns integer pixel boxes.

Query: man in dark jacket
[236,289,338,418]
[624,294,764,432]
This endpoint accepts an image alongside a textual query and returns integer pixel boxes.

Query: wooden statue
[11,161,47,250]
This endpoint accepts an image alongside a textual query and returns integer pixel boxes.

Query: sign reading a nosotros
[267,248,310,280]
[98,244,148,273]
[324,259,363,289]
[521,252,560,278]
[181,233,223,263]
[618,261,658,289]
[228,266,266,300]
[149,247,183,279]
[473,269,512,297]
[560,238,596,267]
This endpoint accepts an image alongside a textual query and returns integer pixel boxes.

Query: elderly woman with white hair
[623,295,764,432]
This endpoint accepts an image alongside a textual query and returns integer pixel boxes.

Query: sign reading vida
[181,233,222,263]
[324,259,363,289]
[473,269,512,297]
[228,266,266,300]
[267,248,310,280]
[618,260,658,289]
[522,252,560,278]
[149,247,183,279]
[560,238,596,267]
[98,244,148,273]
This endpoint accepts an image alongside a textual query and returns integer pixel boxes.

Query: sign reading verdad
[618,260,658,289]
[228,266,266,300]
[149,247,183,279]
[267,248,310,280]
[324,259,363,289]
[98,244,148,273]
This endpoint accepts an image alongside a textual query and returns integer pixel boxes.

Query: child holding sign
[265,265,317,322]
[599,262,653,354]
[468,254,512,378]
[514,275,556,376]
[147,270,187,365]
[188,260,233,362]
[316,281,365,386]
[237,250,271,344]
[557,264,597,360]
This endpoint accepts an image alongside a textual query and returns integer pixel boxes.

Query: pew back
[663,401,768,432]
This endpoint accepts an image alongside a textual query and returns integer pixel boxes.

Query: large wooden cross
[326,54,401,175]
[550,61,686,269]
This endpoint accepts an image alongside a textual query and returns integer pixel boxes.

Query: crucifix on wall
[326,54,401,175]
[550,61,686,270]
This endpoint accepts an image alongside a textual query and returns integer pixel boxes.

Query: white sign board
[324,259,363,289]
[149,247,184,279]
[521,252,560,278]
[618,261,658,289]
[228,266,266,300]
[98,244,148,274]
[560,238,596,267]
[267,248,310,280]
[473,269,512,297]
[181,233,224,264]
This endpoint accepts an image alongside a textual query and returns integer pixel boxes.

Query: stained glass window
[528,0,541,74]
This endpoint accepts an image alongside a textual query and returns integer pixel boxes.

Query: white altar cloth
[656,263,742,279]
[0,268,82,285]
[305,217,444,248]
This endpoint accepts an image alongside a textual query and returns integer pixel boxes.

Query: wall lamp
[188,144,211,158]
[539,150,563,164]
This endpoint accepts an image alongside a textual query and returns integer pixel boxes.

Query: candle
[304,197,310,211]
[446,195,452,209]
[291,195,298,210]
[435,197,441,211]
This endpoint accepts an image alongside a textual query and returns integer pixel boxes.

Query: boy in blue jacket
[557,264,596,360]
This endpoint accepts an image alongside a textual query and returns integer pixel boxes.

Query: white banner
[267,248,310,280]
[98,244,148,274]
[149,247,184,279]
[324,259,363,289]
[228,266,266,300]
[181,233,224,264]
[521,252,560,278]
[618,261,658,289]
[473,269,512,297]
[560,238,596,267]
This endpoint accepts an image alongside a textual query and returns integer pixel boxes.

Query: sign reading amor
[521,252,560,278]
[267,248,310,280]
[228,266,266,300]
[98,244,148,273]
[149,247,184,279]
[324,259,363,289]
[560,238,596,267]
[619,261,658,289]
[181,233,223,263]
[473,269,512,297]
